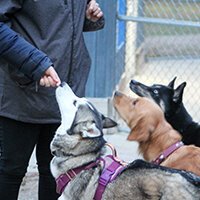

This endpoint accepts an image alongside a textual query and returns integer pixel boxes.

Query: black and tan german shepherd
[129,77,200,147]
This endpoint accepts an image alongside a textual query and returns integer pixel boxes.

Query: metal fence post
[119,0,141,92]
[117,0,200,122]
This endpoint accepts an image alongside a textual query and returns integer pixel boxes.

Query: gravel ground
[18,172,39,200]
[18,131,140,200]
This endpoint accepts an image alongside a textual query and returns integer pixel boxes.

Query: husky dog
[50,82,200,200]
[129,77,200,147]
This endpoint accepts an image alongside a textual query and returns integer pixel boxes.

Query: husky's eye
[153,89,158,94]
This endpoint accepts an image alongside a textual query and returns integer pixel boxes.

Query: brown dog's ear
[127,118,155,142]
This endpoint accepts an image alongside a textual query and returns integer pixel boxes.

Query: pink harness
[152,141,184,165]
[56,143,127,199]
[56,161,99,194]
[95,155,125,199]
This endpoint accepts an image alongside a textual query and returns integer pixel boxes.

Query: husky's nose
[114,91,123,97]
[130,80,139,85]
[60,82,66,87]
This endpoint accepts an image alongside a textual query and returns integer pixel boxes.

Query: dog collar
[152,141,184,165]
[56,160,99,194]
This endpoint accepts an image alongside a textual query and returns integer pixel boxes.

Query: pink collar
[152,141,184,165]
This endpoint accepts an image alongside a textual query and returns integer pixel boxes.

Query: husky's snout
[55,83,78,131]
[56,82,77,99]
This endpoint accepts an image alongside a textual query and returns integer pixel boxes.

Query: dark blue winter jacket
[0,0,104,123]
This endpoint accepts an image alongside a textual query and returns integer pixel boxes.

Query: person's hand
[39,66,61,87]
[86,0,103,22]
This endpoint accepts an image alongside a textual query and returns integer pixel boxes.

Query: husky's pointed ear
[168,77,177,89]
[173,82,186,104]
[102,115,118,129]
[81,123,102,138]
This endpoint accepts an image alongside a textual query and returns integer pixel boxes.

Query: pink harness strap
[152,141,184,165]
[56,161,99,194]
[94,155,126,200]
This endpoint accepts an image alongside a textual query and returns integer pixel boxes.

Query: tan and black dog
[113,91,200,177]
[129,78,200,147]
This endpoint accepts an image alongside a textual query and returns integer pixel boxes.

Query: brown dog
[113,91,200,176]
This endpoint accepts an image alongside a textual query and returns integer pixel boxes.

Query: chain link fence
[116,0,200,122]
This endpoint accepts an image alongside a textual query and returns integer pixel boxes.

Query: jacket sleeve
[0,23,53,81]
[83,17,105,32]
[0,1,53,81]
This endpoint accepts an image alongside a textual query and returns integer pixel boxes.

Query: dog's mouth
[50,141,73,157]
[51,149,73,157]
[129,80,148,97]
[51,143,75,157]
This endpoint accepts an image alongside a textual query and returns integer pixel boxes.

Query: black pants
[0,116,60,200]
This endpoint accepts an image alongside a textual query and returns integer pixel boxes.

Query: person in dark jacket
[0,0,104,200]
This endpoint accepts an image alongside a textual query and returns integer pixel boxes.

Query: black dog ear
[168,77,177,89]
[173,82,186,104]
[101,115,118,129]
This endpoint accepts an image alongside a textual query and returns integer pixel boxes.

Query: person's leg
[0,117,39,200]
[36,124,60,200]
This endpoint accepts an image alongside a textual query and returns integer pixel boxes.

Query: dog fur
[113,91,200,177]
[50,83,200,200]
[129,77,200,147]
